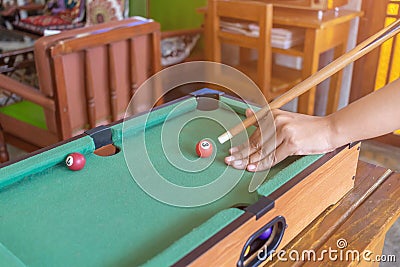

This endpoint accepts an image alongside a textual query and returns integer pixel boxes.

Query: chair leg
[0,123,10,163]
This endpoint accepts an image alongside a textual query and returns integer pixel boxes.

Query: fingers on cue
[225,130,262,163]
[245,110,276,163]
[246,108,268,128]
[246,108,255,119]
[225,110,275,167]
[225,143,252,170]
[247,153,275,172]
[227,156,250,170]
[225,108,277,170]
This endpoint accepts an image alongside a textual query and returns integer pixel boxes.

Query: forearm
[328,79,400,147]
[226,79,400,171]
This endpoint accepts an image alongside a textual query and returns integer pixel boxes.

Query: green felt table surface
[0,94,322,267]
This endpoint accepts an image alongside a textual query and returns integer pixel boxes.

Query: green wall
[130,0,148,17]
[130,0,206,31]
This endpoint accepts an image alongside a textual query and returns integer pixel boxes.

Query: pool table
[0,89,360,267]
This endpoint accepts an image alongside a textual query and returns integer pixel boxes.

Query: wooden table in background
[199,6,363,114]
[269,161,399,266]
[271,8,363,115]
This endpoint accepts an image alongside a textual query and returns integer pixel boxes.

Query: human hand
[225,109,337,171]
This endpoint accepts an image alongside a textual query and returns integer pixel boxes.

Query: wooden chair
[12,0,85,36]
[0,17,161,151]
[206,0,301,101]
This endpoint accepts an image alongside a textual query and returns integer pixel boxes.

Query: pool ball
[244,245,251,256]
[65,153,86,171]
[259,227,273,240]
[196,140,213,158]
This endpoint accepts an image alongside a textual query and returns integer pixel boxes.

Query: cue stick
[218,19,400,144]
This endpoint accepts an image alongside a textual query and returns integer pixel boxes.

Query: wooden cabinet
[202,4,362,114]
[270,8,362,114]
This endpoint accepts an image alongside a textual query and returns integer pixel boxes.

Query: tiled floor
[3,140,399,265]
[382,225,400,267]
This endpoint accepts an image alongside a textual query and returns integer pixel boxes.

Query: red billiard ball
[65,152,86,171]
[196,139,213,158]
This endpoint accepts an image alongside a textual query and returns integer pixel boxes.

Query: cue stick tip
[218,132,232,144]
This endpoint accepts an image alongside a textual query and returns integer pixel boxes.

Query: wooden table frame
[174,143,360,266]
[269,161,400,266]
